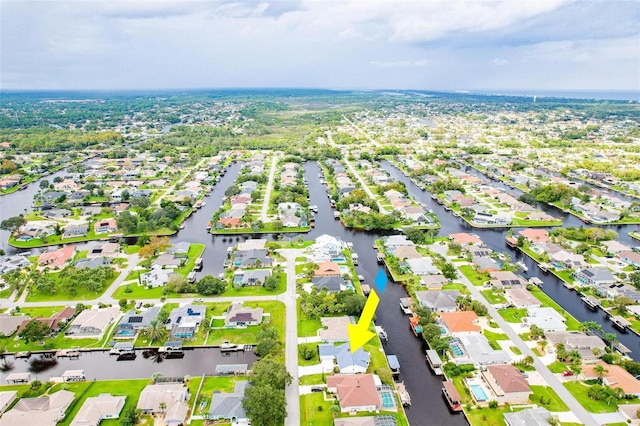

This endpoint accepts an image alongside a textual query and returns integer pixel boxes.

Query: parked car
[310,386,324,393]
[562,370,573,377]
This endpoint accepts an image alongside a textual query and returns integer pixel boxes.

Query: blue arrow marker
[375,268,388,293]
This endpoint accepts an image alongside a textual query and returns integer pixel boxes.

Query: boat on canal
[442,381,463,412]
[396,381,411,406]
[581,295,598,311]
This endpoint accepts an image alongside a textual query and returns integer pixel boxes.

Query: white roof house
[141,265,176,288]
[406,257,439,276]
[137,384,189,426]
[0,390,75,426]
[523,307,567,332]
[70,394,126,426]
[65,307,120,339]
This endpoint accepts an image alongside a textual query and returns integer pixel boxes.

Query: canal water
[0,348,257,382]
[381,160,640,361]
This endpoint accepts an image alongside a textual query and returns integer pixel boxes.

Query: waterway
[0,348,257,382]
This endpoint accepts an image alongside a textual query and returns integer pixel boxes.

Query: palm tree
[158,401,167,415]
[538,340,548,355]
[142,320,168,344]
[594,364,608,384]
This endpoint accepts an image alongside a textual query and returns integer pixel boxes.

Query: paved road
[342,116,379,147]
[153,157,207,206]
[452,259,599,426]
[281,249,302,426]
[261,153,279,223]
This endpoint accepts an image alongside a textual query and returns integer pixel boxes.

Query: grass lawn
[300,393,333,426]
[529,385,569,411]
[483,329,509,350]
[53,379,151,426]
[297,301,322,337]
[548,361,569,374]
[25,270,118,303]
[481,289,507,304]
[465,405,509,426]
[459,265,489,286]
[563,381,640,413]
[112,283,188,299]
[498,307,527,323]
[190,376,238,417]
[227,272,286,296]
[299,374,325,385]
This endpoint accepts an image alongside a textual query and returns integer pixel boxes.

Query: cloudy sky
[1,0,639,92]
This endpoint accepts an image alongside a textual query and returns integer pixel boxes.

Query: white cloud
[371,59,429,68]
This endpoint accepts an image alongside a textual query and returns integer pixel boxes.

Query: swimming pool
[470,384,488,401]
[381,391,395,408]
[339,265,350,274]
[450,343,464,357]
[332,257,346,263]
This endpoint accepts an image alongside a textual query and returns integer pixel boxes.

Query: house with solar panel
[224,302,263,328]
[114,307,161,339]
[165,305,206,339]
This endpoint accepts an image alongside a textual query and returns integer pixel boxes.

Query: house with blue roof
[318,343,370,374]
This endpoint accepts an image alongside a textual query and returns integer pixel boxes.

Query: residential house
[308,234,344,262]
[488,271,527,289]
[70,394,126,426]
[318,316,352,343]
[208,381,250,424]
[517,229,549,243]
[62,224,88,239]
[115,307,161,339]
[0,390,74,426]
[581,362,640,397]
[619,251,640,268]
[0,254,30,274]
[482,365,532,405]
[334,416,398,426]
[523,307,567,332]
[573,268,616,286]
[505,288,541,308]
[93,219,118,234]
[545,332,606,363]
[153,253,183,269]
[550,251,587,269]
[74,257,112,270]
[420,275,448,290]
[0,391,17,415]
[439,311,481,336]
[312,276,352,293]
[65,307,120,338]
[415,290,460,312]
[37,246,76,268]
[87,242,120,258]
[449,233,482,246]
[136,384,189,426]
[318,343,370,374]
[233,269,271,286]
[166,242,191,255]
[232,249,272,268]
[166,305,206,339]
[472,256,500,273]
[314,261,342,277]
[326,374,382,414]
[451,334,511,367]
[0,314,29,337]
[140,265,176,287]
[601,241,631,256]
[382,235,414,250]
[392,246,421,260]
[224,302,263,327]
[504,407,553,426]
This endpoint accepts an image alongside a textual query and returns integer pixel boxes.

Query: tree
[594,364,608,384]
[255,325,279,358]
[196,276,226,295]
[167,274,191,293]
[243,383,287,426]
[441,262,457,280]
[141,319,168,344]
[19,320,51,343]
[249,358,292,390]
[0,215,26,233]
[39,179,50,189]
[263,274,279,291]
[342,294,366,316]
[120,407,139,426]
[119,298,128,309]
[130,196,150,209]
[299,345,315,360]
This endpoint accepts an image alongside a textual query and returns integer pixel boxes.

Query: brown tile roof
[582,362,640,395]
[487,365,531,394]
[314,261,342,277]
[327,374,381,410]
[439,311,481,333]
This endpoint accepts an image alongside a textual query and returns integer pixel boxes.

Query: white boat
[516,260,528,272]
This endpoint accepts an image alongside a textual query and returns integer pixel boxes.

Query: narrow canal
[381,160,640,361]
